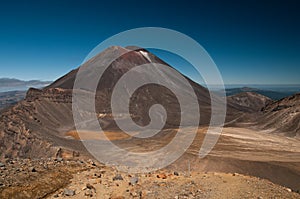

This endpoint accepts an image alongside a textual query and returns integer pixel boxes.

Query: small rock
[130,192,138,197]
[29,167,37,172]
[157,173,167,179]
[56,158,63,162]
[63,188,75,196]
[84,189,94,197]
[87,159,96,166]
[174,171,179,176]
[0,163,5,167]
[99,170,106,174]
[86,183,96,192]
[129,177,138,185]
[158,182,167,187]
[113,174,123,181]
[286,188,292,192]
[94,173,102,178]
[140,190,147,198]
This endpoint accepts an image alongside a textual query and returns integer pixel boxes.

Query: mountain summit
[0,46,235,159]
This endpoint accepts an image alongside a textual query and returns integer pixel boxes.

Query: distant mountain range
[0,78,51,89]
[0,78,52,109]
[225,87,298,100]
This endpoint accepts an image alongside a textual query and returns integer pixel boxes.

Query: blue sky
[0,0,299,84]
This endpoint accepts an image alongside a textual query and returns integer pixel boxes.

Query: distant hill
[259,93,300,137]
[0,78,51,88]
[227,92,273,112]
[0,78,51,91]
[0,78,51,109]
[225,87,296,100]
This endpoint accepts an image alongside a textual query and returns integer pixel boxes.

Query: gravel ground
[1,158,299,199]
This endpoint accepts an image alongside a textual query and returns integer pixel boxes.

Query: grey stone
[56,158,63,162]
[130,177,138,185]
[63,188,75,196]
[286,188,292,192]
[113,174,123,181]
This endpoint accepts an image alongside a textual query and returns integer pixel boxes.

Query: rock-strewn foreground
[0,158,299,199]
[0,127,300,198]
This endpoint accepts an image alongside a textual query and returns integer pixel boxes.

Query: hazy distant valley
[0,79,51,110]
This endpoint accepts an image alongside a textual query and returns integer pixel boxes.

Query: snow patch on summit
[139,51,152,62]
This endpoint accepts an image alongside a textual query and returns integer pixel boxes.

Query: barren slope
[258,93,300,137]
[227,91,273,112]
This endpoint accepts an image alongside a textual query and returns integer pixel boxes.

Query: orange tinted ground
[65,130,137,141]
